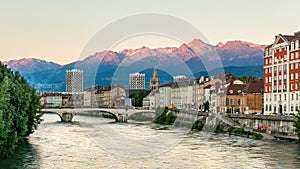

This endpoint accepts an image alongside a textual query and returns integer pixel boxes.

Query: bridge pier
[60,112,76,122]
[116,114,128,122]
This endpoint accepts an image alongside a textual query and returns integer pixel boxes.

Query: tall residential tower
[129,72,145,89]
[66,69,84,93]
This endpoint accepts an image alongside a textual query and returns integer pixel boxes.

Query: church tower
[150,65,160,90]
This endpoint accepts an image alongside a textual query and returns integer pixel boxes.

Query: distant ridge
[2,39,265,91]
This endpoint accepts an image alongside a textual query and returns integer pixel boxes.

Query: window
[269,105,271,111]
[292,93,294,100]
[279,66,282,72]
[292,53,294,59]
[291,105,294,111]
[283,64,287,71]
[296,52,299,59]
[297,93,299,100]
[269,67,272,73]
[229,98,234,106]
[269,58,272,64]
[274,66,277,72]
[291,63,294,70]
[296,83,298,90]
[296,63,299,69]
[265,105,268,111]
[237,99,241,105]
[265,86,268,92]
[284,94,286,101]
[296,73,299,79]
[265,77,268,83]
[292,42,295,50]
[291,74,294,80]
[284,105,287,112]
[296,104,299,111]
[266,59,268,64]
[291,84,294,90]
[269,77,272,82]
[274,94,277,101]
[265,69,268,74]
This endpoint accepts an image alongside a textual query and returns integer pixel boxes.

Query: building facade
[129,72,145,90]
[66,69,84,93]
[264,32,300,115]
[171,77,195,110]
[159,83,172,107]
[194,76,210,110]
[225,79,264,114]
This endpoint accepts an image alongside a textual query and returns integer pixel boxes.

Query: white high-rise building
[66,69,84,93]
[129,72,145,89]
[264,31,300,115]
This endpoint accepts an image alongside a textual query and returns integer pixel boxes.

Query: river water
[1,114,300,169]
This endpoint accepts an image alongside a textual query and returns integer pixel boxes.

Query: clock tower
[150,65,160,90]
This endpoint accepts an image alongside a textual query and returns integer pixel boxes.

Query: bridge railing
[228,114,295,122]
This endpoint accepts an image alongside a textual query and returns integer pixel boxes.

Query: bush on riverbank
[192,120,204,131]
[128,112,153,121]
[0,62,43,159]
[154,107,176,125]
[227,127,263,139]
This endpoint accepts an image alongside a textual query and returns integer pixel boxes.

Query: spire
[153,65,158,78]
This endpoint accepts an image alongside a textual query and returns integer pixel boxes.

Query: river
[1,113,300,169]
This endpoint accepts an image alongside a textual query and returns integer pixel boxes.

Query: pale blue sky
[1,0,299,64]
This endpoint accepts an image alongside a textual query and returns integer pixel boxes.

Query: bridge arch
[79,110,119,122]
[42,110,66,122]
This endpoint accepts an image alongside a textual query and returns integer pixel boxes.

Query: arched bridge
[42,108,155,122]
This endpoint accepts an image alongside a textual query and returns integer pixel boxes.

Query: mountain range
[2,39,265,91]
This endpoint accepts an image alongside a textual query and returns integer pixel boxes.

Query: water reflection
[1,114,300,169]
[0,139,41,169]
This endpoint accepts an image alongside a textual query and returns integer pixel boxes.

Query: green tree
[238,76,257,83]
[129,90,150,107]
[0,63,43,159]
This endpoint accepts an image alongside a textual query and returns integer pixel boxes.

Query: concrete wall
[230,114,296,135]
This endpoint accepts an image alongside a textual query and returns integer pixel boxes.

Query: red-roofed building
[224,79,263,114]
[264,31,300,115]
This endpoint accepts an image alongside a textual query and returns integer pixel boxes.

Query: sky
[1,0,300,65]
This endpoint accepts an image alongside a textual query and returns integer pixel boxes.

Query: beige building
[194,76,210,110]
[171,76,195,110]
[159,83,173,107]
